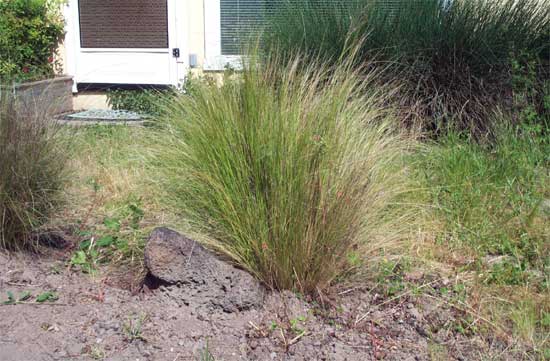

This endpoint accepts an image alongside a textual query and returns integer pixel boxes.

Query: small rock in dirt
[65,344,83,356]
[405,270,424,281]
[144,227,265,312]
[8,269,33,284]
[37,231,71,249]
[409,306,422,320]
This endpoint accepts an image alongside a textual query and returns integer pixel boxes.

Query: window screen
[219,0,367,56]
[220,0,269,55]
[79,0,169,49]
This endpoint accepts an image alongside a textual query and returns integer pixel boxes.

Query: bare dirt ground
[0,247,524,361]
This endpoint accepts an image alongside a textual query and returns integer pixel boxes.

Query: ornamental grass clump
[157,55,413,292]
[265,0,550,132]
[0,89,67,250]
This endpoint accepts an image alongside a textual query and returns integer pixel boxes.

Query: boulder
[144,227,265,312]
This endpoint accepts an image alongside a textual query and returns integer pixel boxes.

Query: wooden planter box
[8,76,74,115]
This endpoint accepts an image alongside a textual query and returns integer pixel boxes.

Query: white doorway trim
[64,0,186,91]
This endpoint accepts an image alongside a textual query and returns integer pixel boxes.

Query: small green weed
[290,315,307,334]
[89,346,106,360]
[2,290,31,305]
[123,313,148,343]
[69,201,146,274]
[36,291,58,303]
[374,259,410,297]
[196,340,215,361]
[2,290,57,305]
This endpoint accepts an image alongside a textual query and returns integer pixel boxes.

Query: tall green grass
[265,0,550,131]
[0,90,68,250]
[263,0,361,62]
[156,56,413,292]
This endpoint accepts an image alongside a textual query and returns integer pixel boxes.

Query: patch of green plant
[290,315,307,334]
[36,291,58,303]
[511,51,550,126]
[196,339,215,361]
[508,298,550,351]
[69,201,145,273]
[415,118,549,287]
[106,88,175,116]
[485,261,531,286]
[3,290,58,305]
[2,291,31,305]
[122,313,148,343]
[89,346,106,360]
[451,314,478,336]
[0,0,65,82]
[374,258,411,297]
[155,52,414,293]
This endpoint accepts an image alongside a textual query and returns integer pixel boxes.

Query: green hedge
[0,0,65,82]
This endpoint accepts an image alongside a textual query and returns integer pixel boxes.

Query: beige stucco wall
[73,92,110,110]
[55,40,68,76]
[187,0,206,69]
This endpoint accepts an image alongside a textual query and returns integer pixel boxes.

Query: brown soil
[0,250,524,361]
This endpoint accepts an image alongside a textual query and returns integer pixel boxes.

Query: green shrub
[415,117,549,286]
[265,0,550,132]
[155,55,412,292]
[0,89,68,250]
[0,0,65,82]
[106,88,175,116]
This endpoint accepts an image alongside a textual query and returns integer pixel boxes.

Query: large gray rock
[144,227,265,312]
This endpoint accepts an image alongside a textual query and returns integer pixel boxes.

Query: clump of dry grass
[0,89,68,250]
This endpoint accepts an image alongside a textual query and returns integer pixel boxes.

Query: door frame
[64,0,186,92]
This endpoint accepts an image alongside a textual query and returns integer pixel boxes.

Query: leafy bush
[0,0,65,82]
[0,89,68,250]
[156,55,412,292]
[415,118,549,286]
[107,88,175,116]
[265,0,550,132]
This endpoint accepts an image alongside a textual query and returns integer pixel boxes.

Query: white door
[65,0,184,87]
